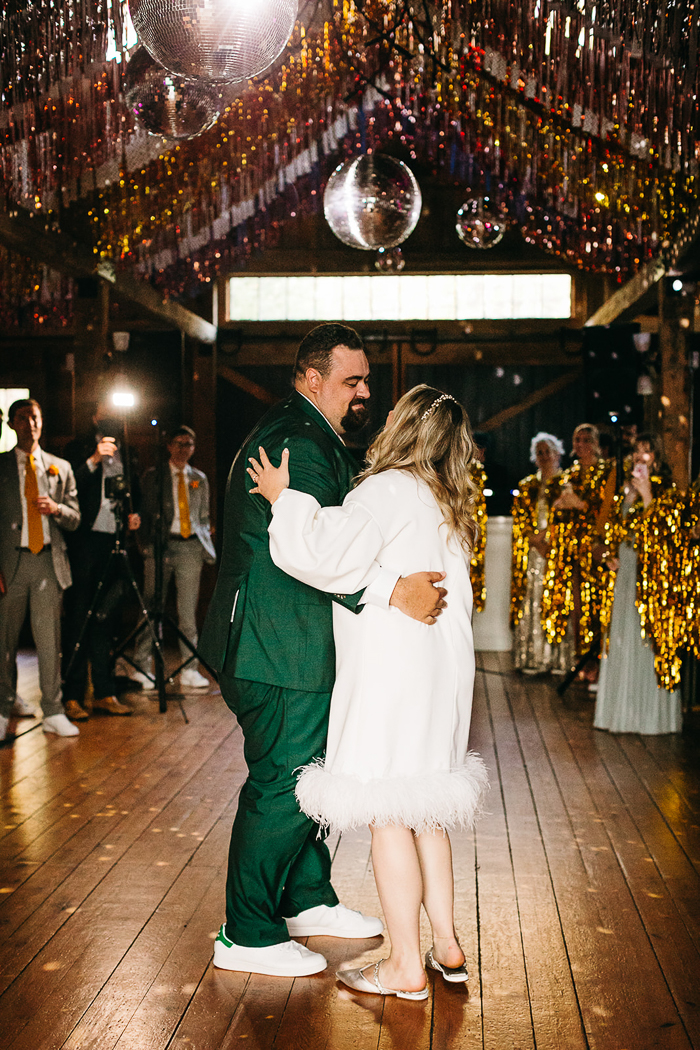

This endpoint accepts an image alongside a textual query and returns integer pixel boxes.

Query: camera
[104,474,130,502]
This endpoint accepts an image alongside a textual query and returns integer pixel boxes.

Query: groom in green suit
[200,324,447,977]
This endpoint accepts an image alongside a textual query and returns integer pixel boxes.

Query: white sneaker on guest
[130,670,156,689]
[0,714,9,743]
[180,668,209,689]
[12,695,36,717]
[43,714,80,737]
[213,925,327,976]
[285,903,384,939]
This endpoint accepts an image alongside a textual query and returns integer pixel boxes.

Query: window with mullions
[227,273,572,323]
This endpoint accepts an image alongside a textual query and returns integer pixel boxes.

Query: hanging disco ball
[324,154,422,251]
[130,0,297,83]
[375,247,405,273]
[124,47,223,139]
[456,197,507,250]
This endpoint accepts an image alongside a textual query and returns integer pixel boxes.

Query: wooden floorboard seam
[495,671,592,1050]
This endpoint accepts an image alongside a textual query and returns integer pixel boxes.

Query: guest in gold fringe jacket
[511,432,573,674]
[470,462,487,614]
[680,474,700,670]
[594,434,682,734]
[541,424,612,669]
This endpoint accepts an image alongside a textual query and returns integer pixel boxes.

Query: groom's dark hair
[294,324,364,380]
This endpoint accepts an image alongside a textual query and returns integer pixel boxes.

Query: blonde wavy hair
[356,384,479,551]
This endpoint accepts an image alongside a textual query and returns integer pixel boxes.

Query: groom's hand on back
[389,572,447,625]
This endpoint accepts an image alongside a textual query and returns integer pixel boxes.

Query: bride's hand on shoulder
[247,446,290,504]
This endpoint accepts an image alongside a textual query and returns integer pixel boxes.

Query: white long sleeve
[269,488,395,599]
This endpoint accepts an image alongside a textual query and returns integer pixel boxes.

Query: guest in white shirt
[133,426,216,690]
[0,399,81,743]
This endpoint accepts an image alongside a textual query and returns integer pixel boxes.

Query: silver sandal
[425,947,469,983]
[336,959,429,1000]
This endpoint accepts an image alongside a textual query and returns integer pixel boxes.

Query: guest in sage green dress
[594,434,682,735]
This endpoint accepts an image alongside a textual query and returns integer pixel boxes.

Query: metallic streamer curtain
[1,0,700,319]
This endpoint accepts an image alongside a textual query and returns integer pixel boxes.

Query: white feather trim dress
[267,469,488,834]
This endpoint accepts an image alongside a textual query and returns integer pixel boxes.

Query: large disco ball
[130,0,297,83]
[456,197,507,249]
[124,47,223,139]
[324,154,422,251]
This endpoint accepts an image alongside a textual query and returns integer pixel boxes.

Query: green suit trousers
[220,674,339,947]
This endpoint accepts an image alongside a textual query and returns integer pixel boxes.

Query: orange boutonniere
[48,464,60,477]
[189,479,200,490]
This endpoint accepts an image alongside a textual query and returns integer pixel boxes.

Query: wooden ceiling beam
[222,341,580,368]
[584,257,666,327]
[217,364,279,404]
[0,209,217,344]
[478,369,584,432]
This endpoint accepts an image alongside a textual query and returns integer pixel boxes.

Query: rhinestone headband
[420,393,458,421]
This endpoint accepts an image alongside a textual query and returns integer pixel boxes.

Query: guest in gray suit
[133,426,216,689]
[0,399,81,743]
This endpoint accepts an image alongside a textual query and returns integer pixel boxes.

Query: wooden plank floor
[2,651,700,1049]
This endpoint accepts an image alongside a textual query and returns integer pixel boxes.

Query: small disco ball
[124,47,222,139]
[456,197,507,250]
[130,0,297,83]
[324,154,422,251]
[375,247,405,273]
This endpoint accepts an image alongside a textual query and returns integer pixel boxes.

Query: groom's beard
[341,398,370,434]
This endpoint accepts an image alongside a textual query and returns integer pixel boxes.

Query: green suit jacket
[199,391,364,692]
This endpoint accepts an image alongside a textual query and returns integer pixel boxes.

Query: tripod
[61,496,182,717]
[118,424,214,714]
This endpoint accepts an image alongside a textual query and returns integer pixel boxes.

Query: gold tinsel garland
[541,457,611,650]
[2,0,699,316]
[681,483,700,665]
[470,463,487,614]
[510,471,563,629]
[600,479,685,691]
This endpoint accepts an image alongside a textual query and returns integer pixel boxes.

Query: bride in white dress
[248,385,488,1001]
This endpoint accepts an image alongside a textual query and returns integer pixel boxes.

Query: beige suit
[0,449,80,718]
[135,463,216,668]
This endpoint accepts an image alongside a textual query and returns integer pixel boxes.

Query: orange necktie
[25,454,44,554]
[178,471,191,538]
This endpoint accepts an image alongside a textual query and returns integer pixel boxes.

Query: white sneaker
[12,694,36,717]
[180,668,209,689]
[131,671,156,690]
[0,714,9,743]
[43,714,80,737]
[285,903,384,939]
[213,926,327,976]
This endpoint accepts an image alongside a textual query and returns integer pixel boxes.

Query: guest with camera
[62,401,141,720]
[132,425,215,690]
[0,399,81,743]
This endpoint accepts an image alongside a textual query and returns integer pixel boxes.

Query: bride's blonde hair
[356,384,479,550]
